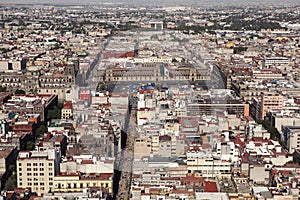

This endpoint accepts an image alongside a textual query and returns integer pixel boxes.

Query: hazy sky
[1,0,299,6]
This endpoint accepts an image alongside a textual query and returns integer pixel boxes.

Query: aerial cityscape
[0,1,299,200]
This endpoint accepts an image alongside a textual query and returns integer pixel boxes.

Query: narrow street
[115,98,137,200]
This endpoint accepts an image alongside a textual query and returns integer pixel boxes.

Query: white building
[214,141,239,163]
[186,157,232,178]
[282,126,300,153]
[265,57,289,67]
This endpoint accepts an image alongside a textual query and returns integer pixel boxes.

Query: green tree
[268,38,275,43]
[29,88,38,94]
[0,86,7,92]
[233,47,248,54]
[293,151,300,165]
[47,106,61,120]
[15,89,26,94]
[26,141,35,150]
[36,125,47,138]
[47,110,55,120]
[259,120,280,140]
[57,102,64,110]
[99,84,105,91]
[4,174,17,190]
[53,106,61,118]
[207,30,216,35]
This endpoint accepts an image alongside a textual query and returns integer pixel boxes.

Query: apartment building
[187,99,249,117]
[61,101,73,119]
[282,126,300,153]
[134,137,152,160]
[149,135,185,158]
[265,57,289,67]
[157,135,172,157]
[260,92,283,120]
[3,94,58,121]
[215,141,239,163]
[249,163,272,185]
[252,69,284,80]
[266,111,300,131]
[186,157,232,178]
[17,149,60,195]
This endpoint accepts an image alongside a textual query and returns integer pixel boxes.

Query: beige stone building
[53,173,113,193]
[134,137,152,160]
[17,149,60,195]
[186,157,232,178]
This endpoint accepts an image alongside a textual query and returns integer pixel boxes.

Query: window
[8,63,13,70]
[49,173,53,176]
[34,173,38,176]
[19,168,22,171]
[40,173,44,176]
[33,168,38,171]
[40,168,44,171]
[33,163,38,166]
[27,163,31,166]
[39,163,44,166]
[19,173,22,176]
[27,173,31,176]
[27,168,31,171]
[19,163,22,166]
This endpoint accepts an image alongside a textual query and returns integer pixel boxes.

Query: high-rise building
[260,92,283,120]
